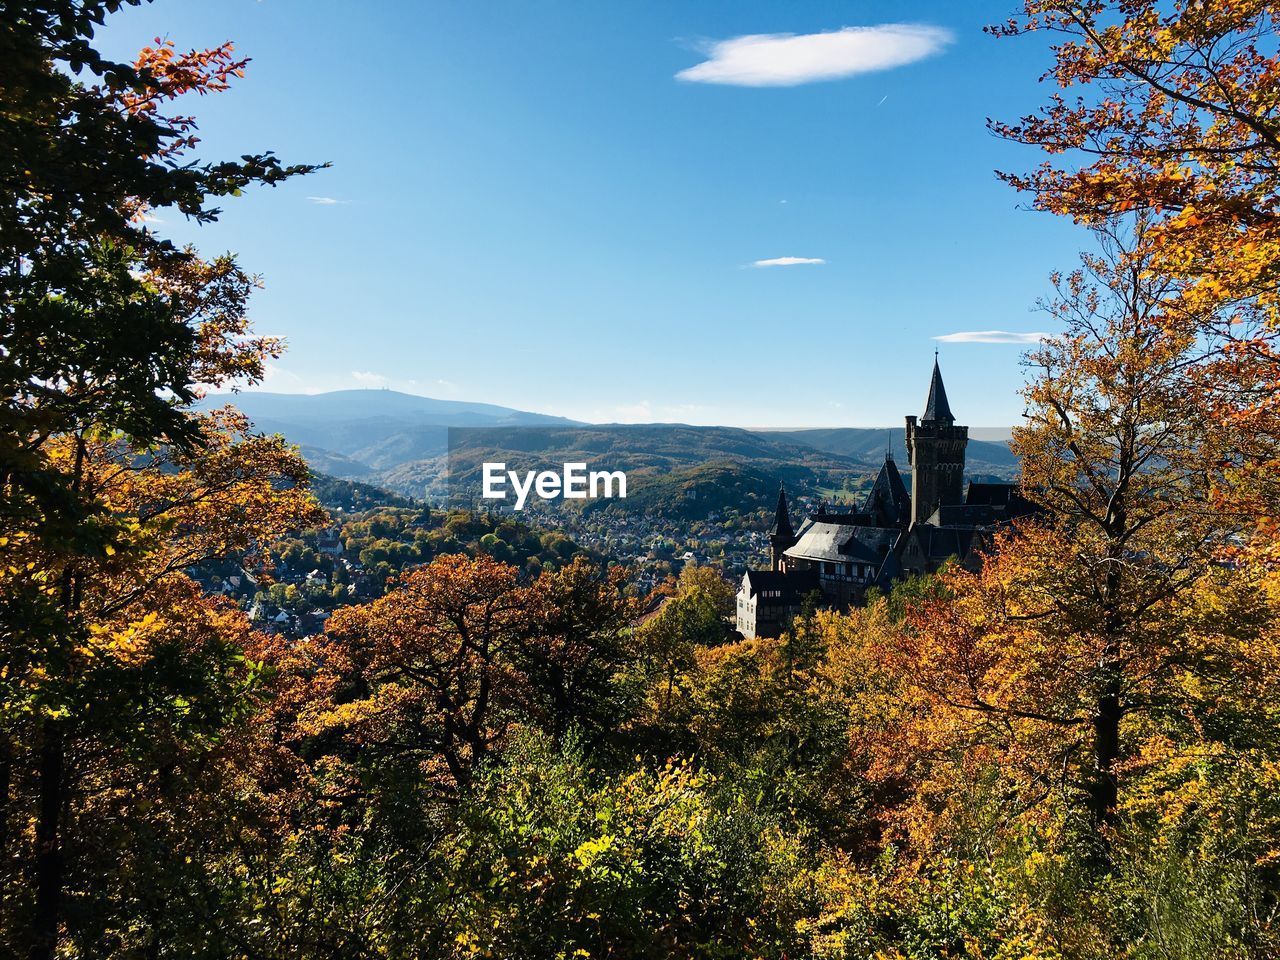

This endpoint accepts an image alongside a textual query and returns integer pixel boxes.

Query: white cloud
[306,196,348,205]
[753,256,826,267]
[676,24,953,87]
[351,370,390,387]
[933,330,1051,344]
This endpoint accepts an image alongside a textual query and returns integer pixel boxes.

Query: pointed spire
[769,482,793,538]
[923,357,954,422]
[865,454,911,527]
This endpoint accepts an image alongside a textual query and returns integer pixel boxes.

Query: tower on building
[904,357,968,525]
[768,483,796,570]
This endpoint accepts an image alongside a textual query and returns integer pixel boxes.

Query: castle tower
[768,483,796,570]
[905,358,968,526]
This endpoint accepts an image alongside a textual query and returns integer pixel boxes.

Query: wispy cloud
[405,377,459,395]
[934,330,1051,344]
[351,370,390,387]
[677,24,953,87]
[307,196,349,205]
[613,401,653,421]
[599,400,719,424]
[753,256,826,267]
[245,364,318,394]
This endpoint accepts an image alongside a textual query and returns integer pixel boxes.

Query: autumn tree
[991,0,1280,549]
[1015,219,1247,826]
[991,1,1280,306]
[321,554,534,795]
[633,564,735,732]
[1,3,317,954]
[685,604,885,843]
[0,415,322,954]
[438,732,817,960]
[512,557,638,745]
[867,221,1258,869]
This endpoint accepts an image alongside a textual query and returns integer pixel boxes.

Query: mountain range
[198,390,1019,506]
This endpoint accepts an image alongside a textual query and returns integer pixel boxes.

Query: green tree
[0,4,316,954]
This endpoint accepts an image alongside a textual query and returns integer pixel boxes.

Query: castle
[735,359,1035,639]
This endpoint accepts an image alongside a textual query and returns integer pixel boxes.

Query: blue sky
[100,1,1084,428]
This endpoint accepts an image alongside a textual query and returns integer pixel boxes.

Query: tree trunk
[0,739,9,868]
[1089,675,1122,830]
[31,725,64,960]
[31,438,85,958]
[0,738,10,924]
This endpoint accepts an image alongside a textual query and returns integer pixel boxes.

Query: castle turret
[768,483,796,570]
[905,358,968,525]
[864,449,911,528]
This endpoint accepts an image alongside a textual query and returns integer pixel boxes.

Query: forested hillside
[203,402,1020,508]
[765,426,1019,475]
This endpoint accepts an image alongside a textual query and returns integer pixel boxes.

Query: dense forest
[5,1,1280,958]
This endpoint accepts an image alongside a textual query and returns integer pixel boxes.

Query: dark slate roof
[966,481,1040,520]
[769,484,793,538]
[785,519,901,564]
[742,568,820,601]
[925,504,1002,528]
[810,508,876,527]
[864,455,911,527]
[902,524,982,564]
[874,550,903,591]
[923,358,955,422]
[965,481,1017,506]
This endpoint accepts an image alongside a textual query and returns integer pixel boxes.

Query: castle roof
[899,523,986,567]
[923,358,955,422]
[917,483,1040,530]
[964,481,1039,519]
[785,519,901,565]
[924,504,1002,528]
[864,455,911,527]
[769,483,794,539]
[965,481,1018,506]
[742,568,820,601]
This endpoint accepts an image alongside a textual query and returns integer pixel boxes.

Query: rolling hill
[197,390,581,473]
[760,428,1018,474]
[203,391,1019,510]
[432,424,866,518]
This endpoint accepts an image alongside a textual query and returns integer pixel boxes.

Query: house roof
[966,482,1010,503]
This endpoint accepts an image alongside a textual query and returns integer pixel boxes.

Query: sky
[98,1,1087,428]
